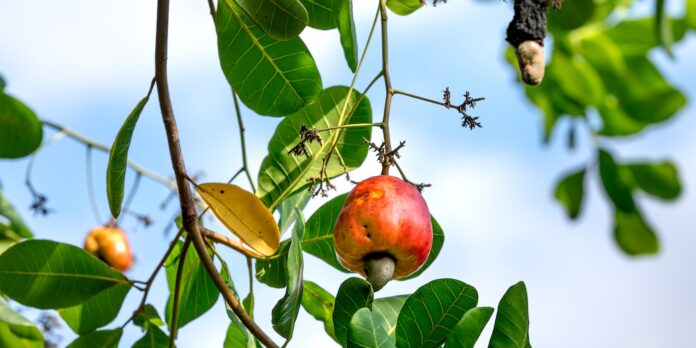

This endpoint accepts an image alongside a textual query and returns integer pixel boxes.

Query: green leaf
[348,307,393,348]
[0,297,44,348]
[303,193,350,272]
[596,95,647,137]
[554,168,586,220]
[335,0,358,72]
[165,242,220,330]
[687,0,696,29]
[614,208,659,255]
[655,0,673,57]
[489,282,531,348]
[256,86,372,210]
[133,304,165,330]
[0,185,33,239]
[547,0,595,31]
[132,326,170,348]
[66,329,123,348]
[255,241,291,288]
[444,307,494,348]
[0,75,5,90]
[0,239,129,309]
[606,17,687,56]
[235,0,309,39]
[0,92,42,159]
[548,51,603,107]
[224,321,255,348]
[399,216,444,280]
[58,283,131,335]
[300,0,336,30]
[372,296,407,344]
[106,93,151,218]
[217,0,322,116]
[395,278,478,348]
[386,0,423,16]
[301,280,337,341]
[278,189,311,234]
[271,209,305,339]
[598,149,635,213]
[624,161,681,201]
[333,277,374,346]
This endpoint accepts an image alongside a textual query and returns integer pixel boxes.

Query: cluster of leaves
[507,0,695,255]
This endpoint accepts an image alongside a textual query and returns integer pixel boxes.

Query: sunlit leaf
[0,297,44,348]
[687,0,696,29]
[334,277,374,346]
[624,161,681,201]
[444,307,494,348]
[598,149,635,213]
[133,304,165,330]
[372,296,407,344]
[256,86,372,211]
[0,240,129,309]
[303,193,350,271]
[614,208,659,255]
[554,168,586,220]
[271,209,305,339]
[278,189,311,234]
[335,0,358,72]
[489,282,531,348]
[348,307,393,348]
[0,92,42,159]
[396,278,478,348]
[300,0,336,30]
[0,185,32,239]
[217,0,322,116]
[132,326,169,348]
[301,280,337,342]
[195,182,280,256]
[235,0,308,39]
[107,92,151,218]
[58,283,131,334]
[386,0,423,16]
[66,328,122,348]
[224,321,255,348]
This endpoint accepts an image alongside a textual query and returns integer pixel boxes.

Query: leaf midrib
[0,270,127,284]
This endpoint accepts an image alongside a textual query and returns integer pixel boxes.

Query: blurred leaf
[235,0,308,39]
[58,283,131,335]
[255,241,291,288]
[271,209,305,339]
[333,277,374,346]
[0,92,42,159]
[554,168,586,220]
[444,307,494,348]
[598,149,635,213]
[547,0,595,31]
[624,161,681,201]
[300,0,336,30]
[373,296,407,344]
[348,307,393,348]
[165,241,220,330]
[133,304,165,330]
[396,279,478,348]
[489,282,531,348]
[614,208,659,255]
[687,0,696,29]
[654,0,673,57]
[216,0,322,116]
[0,240,128,309]
[0,297,44,348]
[256,86,371,210]
[66,328,122,348]
[106,92,151,218]
[301,280,337,341]
[303,193,350,272]
[334,0,357,72]
[548,51,603,107]
[597,95,647,136]
[399,216,444,280]
[278,189,311,234]
[0,186,32,239]
[132,326,169,348]
[576,34,626,75]
[386,0,423,16]
[0,75,5,90]
[195,182,280,256]
[606,17,687,56]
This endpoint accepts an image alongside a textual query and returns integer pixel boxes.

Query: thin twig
[246,256,254,317]
[379,0,394,176]
[232,91,256,192]
[85,146,103,224]
[169,236,191,348]
[200,227,264,258]
[392,89,448,107]
[118,173,142,225]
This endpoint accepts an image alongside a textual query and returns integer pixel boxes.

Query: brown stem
[379,1,394,176]
[201,227,264,258]
[154,0,279,346]
[169,236,191,348]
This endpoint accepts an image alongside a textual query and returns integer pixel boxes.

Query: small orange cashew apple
[333,175,433,290]
[84,226,133,272]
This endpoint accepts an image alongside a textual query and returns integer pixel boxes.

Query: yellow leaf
[195,183,280,256]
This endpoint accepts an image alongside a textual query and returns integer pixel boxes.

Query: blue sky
[1,0,695,347]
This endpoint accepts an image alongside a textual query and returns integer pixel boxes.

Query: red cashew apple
[333,175,433,290]
[84,226,133,272]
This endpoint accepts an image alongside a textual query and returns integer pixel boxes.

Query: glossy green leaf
[243,293,255,318]
[278,189,311,234]
[444,307,494,348]
[0,92,42,159]
[165,242,220,330]
[372,296,407,344]
[334,277,374,346]
[489,282,531,348]
[301,280,337,341]
[255,241,291,288]
[303,193,350,271]
[0,239,128,309]
[133,304,165,330]
[554,168,586,220]
[300,0,336,30]
[271,209,305,339]
[217,0,322,116]
[224,321,255,348]
[235,0,308,39]
[0,185,32,239]
[0,297,43,348]
[132,326,169,348]
[547,0,594,31]
[106,93,151,218]
[256,86,372,210]
[598,149,635,213]
[348,307,393,348]
[400,216,444,280]
[66,328,122,348]
[614,208,659,255]
[395,278,478,348]
[58,283,131,334]
[624,161,681,201]
[386,0,423,16]
[335,0,358,72]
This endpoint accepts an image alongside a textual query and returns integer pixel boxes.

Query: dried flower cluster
[443,87,485,130]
